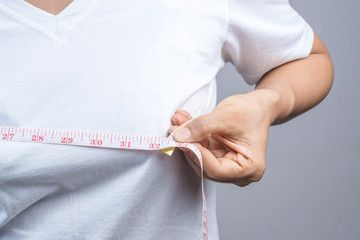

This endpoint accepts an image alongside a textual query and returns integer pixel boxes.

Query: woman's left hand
[169,89,279,187]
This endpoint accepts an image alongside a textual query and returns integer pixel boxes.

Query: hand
[169,89,279,187]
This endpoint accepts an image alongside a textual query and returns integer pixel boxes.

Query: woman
[0,0,333,239]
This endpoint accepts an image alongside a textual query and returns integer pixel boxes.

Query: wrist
[249,88,293,125]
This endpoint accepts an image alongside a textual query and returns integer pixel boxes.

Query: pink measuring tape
[0,126,209,240]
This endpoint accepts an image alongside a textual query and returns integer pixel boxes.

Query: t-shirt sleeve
[221,0,314,85]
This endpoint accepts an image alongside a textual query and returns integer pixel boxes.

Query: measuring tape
[0,126,209,240]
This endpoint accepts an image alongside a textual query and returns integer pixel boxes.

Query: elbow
[310,32,334,100]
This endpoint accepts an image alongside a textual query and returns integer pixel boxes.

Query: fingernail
[171,117,178,125]
[174,128,191,142]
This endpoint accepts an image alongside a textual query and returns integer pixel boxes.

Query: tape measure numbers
[0,126,209,240]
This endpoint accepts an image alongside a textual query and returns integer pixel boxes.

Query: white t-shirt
[0,0,313,239]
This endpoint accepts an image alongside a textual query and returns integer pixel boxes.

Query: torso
[0,0,225,238]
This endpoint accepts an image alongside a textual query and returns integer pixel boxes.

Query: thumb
[173,113,222,142]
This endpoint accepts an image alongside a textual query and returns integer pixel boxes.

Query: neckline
[0,0,103,45]
[22,0,75,16]
[21,0,75,17]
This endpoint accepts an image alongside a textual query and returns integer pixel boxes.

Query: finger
[181,146,258,185]
[171,126,211,149]
[199,146,255,181]
[179,138,260,182]
[174,109,193,122]
[234,181,252,187]
[181,148,202,177]
[181,147,200,167]
[179,143,240,180]
[168,126,179,135]
[233,173,266,187]
[173,113,225,143]
[171,110,193,126]
[181,147,230,182]
[182,150,238,184]
[206,138,231,157]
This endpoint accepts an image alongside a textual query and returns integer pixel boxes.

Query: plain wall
[215,0,360,239]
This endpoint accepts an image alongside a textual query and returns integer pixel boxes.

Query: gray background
[215,0,360,239]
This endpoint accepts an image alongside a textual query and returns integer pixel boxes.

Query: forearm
[254,33,334,125]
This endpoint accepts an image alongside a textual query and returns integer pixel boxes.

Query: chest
[0,0,227,134]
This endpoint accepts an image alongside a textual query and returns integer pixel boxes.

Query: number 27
[2,133,14,140]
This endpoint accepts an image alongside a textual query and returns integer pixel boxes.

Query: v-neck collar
[0,0,103,46]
